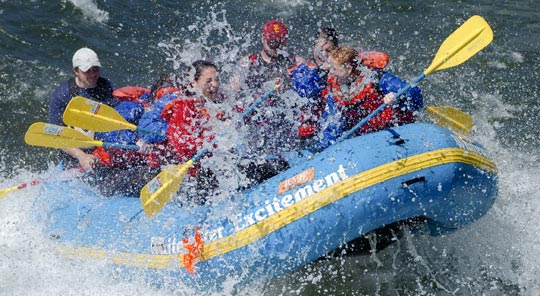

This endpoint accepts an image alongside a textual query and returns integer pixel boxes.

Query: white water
[1,104,539,295]
[2,2,540,295]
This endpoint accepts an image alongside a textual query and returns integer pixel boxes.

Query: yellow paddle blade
[424,15,493,75]
[63,96,137,132]
[140,160,194,217]
[24,122,102,149]
[426,106,473,135]
[0,186,18,199]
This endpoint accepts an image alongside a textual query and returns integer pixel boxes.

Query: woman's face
[313,39,335,65]
[193,67,220,101]
[328,56,351,84]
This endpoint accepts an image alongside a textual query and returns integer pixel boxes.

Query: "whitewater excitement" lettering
[151,165,350,254]
[232,164,349,233]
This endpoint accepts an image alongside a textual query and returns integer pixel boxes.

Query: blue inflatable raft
[33,122,497,289]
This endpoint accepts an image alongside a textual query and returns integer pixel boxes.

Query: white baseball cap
[72,47,101,72]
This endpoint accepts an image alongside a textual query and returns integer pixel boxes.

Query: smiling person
[162,60,225,160]
[232,19,305,95]
[48,47,119,170]
[316,45,423,149]
[135,60,233,202]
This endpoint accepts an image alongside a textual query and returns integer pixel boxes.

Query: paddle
[336,15,492,143]
[24,122,140,150]
[0,182,37,199]
[64,94,268,135]
[140,90,276,217]
[63,96,157,134]
[0,167,83,199]
[426,106,473,135]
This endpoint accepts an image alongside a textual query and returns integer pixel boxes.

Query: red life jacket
[358,51,390,70]
[112,86,151,107]
[322,75,396,135]
[160,95,231,177]
[113,85,183,107]
[296,51,390,138]
[156,87,182,100]
[161,97,208,162]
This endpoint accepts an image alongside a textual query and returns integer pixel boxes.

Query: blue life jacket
[316,95,344,151]
[95,101,143,144]
[291,64,326,98]
[137,92,178,143]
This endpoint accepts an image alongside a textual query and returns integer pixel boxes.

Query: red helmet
[262,19,288,43]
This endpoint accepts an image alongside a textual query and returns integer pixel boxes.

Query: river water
[1,0,539,295]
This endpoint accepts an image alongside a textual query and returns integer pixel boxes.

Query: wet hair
[150,73,179,99]
[192,60,217,82]
[330,45,361,73]
[315,27,339,47]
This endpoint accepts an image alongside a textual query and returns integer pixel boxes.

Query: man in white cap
[48,47,118,170]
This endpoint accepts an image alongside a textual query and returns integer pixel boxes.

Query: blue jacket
[48,77,118,126]
[137,92,178,143]
[291,63,326,98]
[94,101,144,144]
[378,72,423,112]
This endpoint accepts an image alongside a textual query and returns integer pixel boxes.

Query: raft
[33,122,498,289]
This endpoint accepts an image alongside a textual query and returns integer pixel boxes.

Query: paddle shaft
[101,142,140,150]
[240,90,275,118]
[0,182,39,199]
[0,167,83,199]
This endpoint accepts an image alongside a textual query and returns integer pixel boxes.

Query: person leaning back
[48,47,119,170]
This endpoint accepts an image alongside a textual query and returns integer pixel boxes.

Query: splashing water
[2,1,540,295]
[66,0,110,23]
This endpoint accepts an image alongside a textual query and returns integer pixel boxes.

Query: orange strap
[92,147,111,166]
[156,87,181,100]
[182,227,203,275]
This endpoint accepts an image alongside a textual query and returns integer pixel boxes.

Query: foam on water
[66,0,110,23]
[474,96,540,295]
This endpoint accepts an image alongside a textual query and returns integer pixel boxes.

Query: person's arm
[62,148,95,170]
[48,82,71,126]
[378,72,424,111]
[227,56,251,94]
[294,55,307,65]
